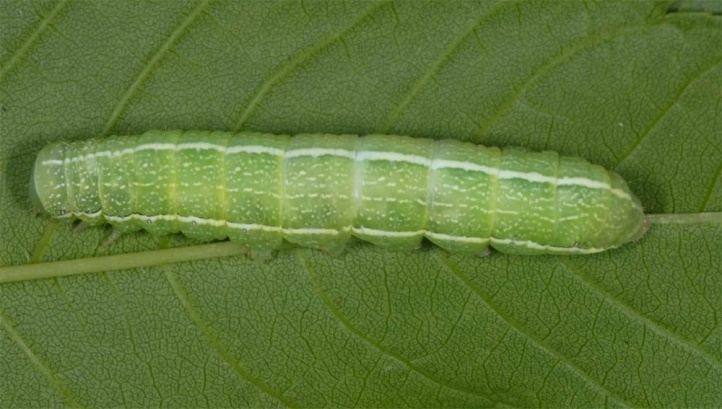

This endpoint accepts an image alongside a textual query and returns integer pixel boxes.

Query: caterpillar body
[32,130,646,255]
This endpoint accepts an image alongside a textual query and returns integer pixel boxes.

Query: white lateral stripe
[60,211,609,253]
[285,227,344,235]
[425,231,489,244]
[489,237,608,254]
[42,143,283,165]
[41,141,633,201]
[356,151,431,166]
[432,159,496,173]
[351,226,424,238]
[226,145,284,155]
[93,143,176,159]
[557,177,608,189]
[57,210,103,219]
[66,211,341,235]
[285,147,354,159]
[42,159,65,165]
[497,169,554,183]
[435,159,631,200]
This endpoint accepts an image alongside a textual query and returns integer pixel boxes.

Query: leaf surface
[1,1,721,407]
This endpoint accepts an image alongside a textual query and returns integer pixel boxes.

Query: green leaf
[1,1,721,407]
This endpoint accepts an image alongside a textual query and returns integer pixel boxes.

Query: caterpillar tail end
[631,214,651,242]
[625,196,649,244]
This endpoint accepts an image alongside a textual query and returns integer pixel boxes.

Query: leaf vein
[230,1,390,131]
[558,259,722,370]
[0,0,69,81]
[699,162,722,211]
[433,253,635,408]
[613,56,722,168]
[295,251,510,407]
[473,24,649,140]
[103,272,165,404]
[101,0,212,135]
[162,268,298,408]
[380,0,513,132]
[0,307,83,409]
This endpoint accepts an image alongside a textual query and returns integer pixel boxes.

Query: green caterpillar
[31,130,647,255]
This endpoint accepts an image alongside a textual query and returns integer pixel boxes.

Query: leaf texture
[1,1,721,407]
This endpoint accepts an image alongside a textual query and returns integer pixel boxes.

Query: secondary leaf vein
[380,0,513,132]
[162,267,299,408]
[101,0,212,135]
[0,0,70,81]
[230,1,390,131]
[699,162,722,211]
[474,24,650,139]
[295,250,509,407]
[558,259,722,370]
[434,253,635,408]
[613,57,722,168]
[0,307,83,409]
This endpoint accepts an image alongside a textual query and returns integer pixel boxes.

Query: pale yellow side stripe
[61,211,609,254]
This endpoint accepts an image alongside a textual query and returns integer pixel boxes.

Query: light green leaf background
[1,1,720,407]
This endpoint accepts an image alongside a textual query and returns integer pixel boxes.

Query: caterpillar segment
[32,130,646,255]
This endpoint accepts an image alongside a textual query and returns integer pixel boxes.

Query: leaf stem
[0,242,247,284]
[645,212,721,224]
